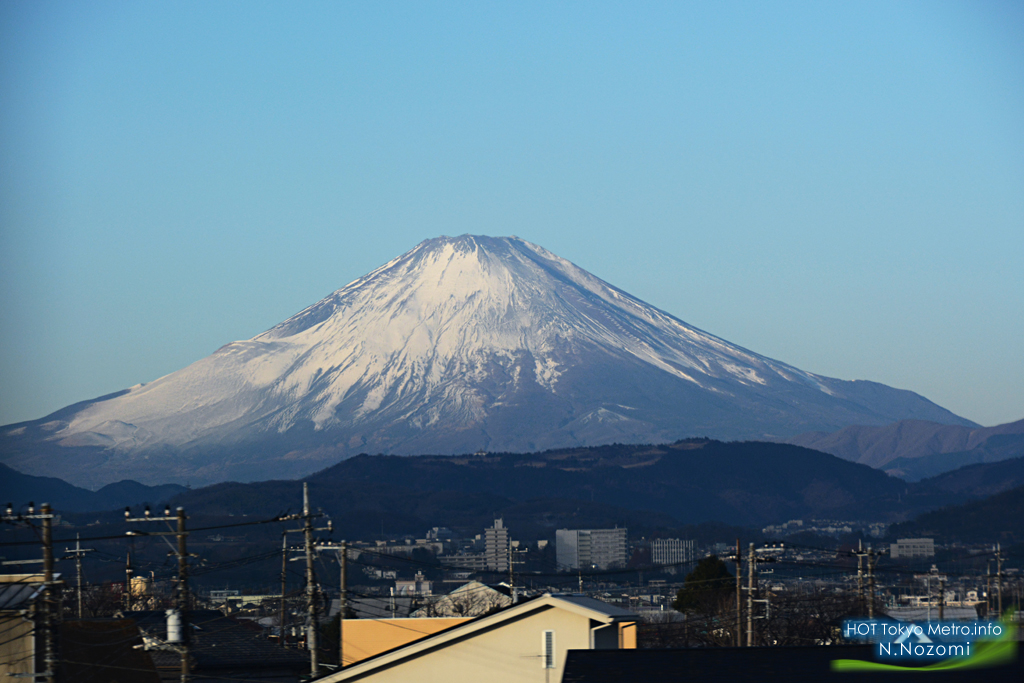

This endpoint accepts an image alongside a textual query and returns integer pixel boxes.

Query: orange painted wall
[342,618,472,666]
[619,621,637,648]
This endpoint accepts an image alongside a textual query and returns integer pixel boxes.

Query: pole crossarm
[282,483,334,677]
[123,505,191,683]
[63,535,95,619]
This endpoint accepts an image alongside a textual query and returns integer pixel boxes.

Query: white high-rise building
[555,528,627,571]
[484,519,509,572]
[651,539,695,572]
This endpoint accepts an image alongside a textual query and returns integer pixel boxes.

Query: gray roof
[131,610,309,671]
[0,580,43,610]
[328,596,417,620]
[548,594,639,619]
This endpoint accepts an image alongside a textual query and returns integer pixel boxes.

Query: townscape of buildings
[1,505,1021,682]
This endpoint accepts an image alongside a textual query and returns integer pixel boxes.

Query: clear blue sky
[1,1,1022,428]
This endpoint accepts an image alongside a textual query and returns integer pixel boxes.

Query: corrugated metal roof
[0,582,42,610]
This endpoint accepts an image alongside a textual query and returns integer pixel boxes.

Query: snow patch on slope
[44,234,932,451]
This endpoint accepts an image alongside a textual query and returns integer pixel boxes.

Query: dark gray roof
[0,579,42,610]
[60,619,161,683]
[562,646,1024,683]
[130,609,309,672]
[328,596,416,620]
[548,594,639,619]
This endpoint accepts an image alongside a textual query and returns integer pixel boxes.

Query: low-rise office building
[890,538,935,560]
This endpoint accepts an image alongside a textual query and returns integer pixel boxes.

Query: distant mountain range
[0,463,186,513]
[5,443,1021,540]
[170,439,911,529]
[889,483,1024,544]
[907,454,1024,501]
[0,235,975,488]
[779,417,1024,480]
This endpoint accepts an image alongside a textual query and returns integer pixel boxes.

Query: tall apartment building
[651,539,695,569]
[484,518,509,572]
[555,528,627,571]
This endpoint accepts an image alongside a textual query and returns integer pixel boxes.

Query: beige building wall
[342,617,470,666]
[0,616,35,678]
[332,607,619,683]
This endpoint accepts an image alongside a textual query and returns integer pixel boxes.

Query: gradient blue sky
[1,1,1022,428]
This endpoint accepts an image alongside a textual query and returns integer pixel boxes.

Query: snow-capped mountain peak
[2,235,975,486]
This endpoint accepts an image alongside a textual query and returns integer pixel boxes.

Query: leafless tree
[415,582,511,618]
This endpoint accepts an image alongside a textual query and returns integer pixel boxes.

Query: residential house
[318,593,637,683]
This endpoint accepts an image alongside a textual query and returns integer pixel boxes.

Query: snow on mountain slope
[0,235,976,486]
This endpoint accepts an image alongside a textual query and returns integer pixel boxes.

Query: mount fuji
[1,235,975,487]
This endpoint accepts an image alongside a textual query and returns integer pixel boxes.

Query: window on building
[543,630,555,669]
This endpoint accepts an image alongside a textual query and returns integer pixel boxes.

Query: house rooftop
[0,574,49,610]
[129,609,309,672]
[319,592,639,682]
[547,593,638,619]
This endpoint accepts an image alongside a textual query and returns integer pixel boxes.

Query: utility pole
[340,542,347,668]
[314,539,352,670]
[303,484,320,676]
[509,540,516,598]
[126,505,190,683]
[63,534,95,619]
[279,533,289,648]
[856,540,865,615]
[42,503,56,683]
[986,562,992,616]
[125,548,134,611]
[177,506,190,683]
[747,543,755,647]
[1,502,59,683]
[735,539,742,647]
[507,541,526,604]
[280,484,331,676]
[867,547,876,620]
[939,576,946,621]
[996,544,1003,616]
[509,540,514,598]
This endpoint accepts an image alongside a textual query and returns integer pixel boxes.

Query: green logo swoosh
[832,617,1017,673]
